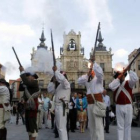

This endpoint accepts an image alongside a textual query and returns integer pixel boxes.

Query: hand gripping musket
[12,47,22,67]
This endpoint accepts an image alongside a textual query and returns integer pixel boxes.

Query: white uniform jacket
[77,62,104,94]
[47,70,70,103]
[0,86,10,104]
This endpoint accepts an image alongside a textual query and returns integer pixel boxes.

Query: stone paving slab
[6,116,140,140]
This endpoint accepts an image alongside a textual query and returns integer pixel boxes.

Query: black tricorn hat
[26,73,38,79]
[113,71,127,79]
[0,78,9,86]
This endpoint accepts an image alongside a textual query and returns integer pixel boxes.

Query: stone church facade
[31,29,113,95]
[59,30,89,91]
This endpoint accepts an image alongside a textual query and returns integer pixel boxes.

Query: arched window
[68,39,76,51]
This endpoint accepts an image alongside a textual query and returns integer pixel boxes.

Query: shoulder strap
[115,81,132,104]
[121,85,132,104]
[115,81,125,102]
[91,94,96,103]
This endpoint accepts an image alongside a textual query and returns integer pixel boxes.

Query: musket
[90,22,100,61]
[123,48,140,74]
[50,29,56,67]
[88,22,100,82]
[129,48,140,66]
[12,47,22,67]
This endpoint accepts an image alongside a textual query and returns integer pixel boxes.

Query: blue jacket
[76,97,88,111]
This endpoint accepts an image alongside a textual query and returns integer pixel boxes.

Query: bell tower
[60,29,89,90]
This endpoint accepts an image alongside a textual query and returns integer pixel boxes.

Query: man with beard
[109,66,138,140]
[19,66,40,140]
[47,66,70,140]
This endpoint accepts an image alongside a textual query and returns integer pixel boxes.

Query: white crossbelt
[115,81,132,104]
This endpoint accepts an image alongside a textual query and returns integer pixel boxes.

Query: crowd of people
[0,57,138,140]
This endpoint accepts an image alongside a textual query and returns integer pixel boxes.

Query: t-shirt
[43,97,50,111]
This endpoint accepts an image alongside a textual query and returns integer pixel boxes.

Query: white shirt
[69,97,77,109]
[77,62,104,94]
[72,97,77,108]
[0,86,10,104]
[38,97,43,109]
[47,70,70,103]
[47,70,70,94]
[103,95,110,107]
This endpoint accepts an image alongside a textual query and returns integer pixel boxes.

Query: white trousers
[43,110,48,127]
[37,109,44,128]
[116,104,133,140]
[88,104,104,140]
[0,108,5,129]
[55,105,68,140]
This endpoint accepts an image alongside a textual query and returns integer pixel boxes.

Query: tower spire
[37,29,48,50]
[97,30,104,45]
[95,28,107,51]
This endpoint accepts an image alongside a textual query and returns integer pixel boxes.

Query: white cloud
[114,49,129,58]
[0,22,35,37]
[75,0,113,31]
[0,0,113,81]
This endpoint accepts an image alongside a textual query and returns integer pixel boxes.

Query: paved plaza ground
[6,116,140,140]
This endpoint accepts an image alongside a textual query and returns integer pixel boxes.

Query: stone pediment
[68,29,76,35]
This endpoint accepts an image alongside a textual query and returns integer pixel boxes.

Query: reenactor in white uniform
[109,67,138,140]
[77,61,104,140]
[47,66,70,140]
[0,79,10,140]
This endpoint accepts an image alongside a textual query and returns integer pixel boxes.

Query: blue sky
[0,0,139,80]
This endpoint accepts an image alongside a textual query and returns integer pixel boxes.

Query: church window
[69,80,75,89]
[39,80,44,87]
[100,63,105,71]
[138,60,140,70]
[68,39,76,51]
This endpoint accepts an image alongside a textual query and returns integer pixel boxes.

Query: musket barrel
[90,22,100,60]
[12,47,22,67]
[129,48,140,67]
[50,29,56,67]
[94,22,100,52]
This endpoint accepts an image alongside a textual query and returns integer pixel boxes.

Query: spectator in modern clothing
[69,93,77,132]
[16,98,25,125]
[42,93,50,129]
[102,89,110,133]
[37,94,44,129]
[13,104,17,116]
[76,91,88,133]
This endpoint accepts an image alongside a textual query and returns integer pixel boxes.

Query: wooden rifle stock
[12,47,22,67]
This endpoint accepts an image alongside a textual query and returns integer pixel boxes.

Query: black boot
[0,128,7,140]
[2,128,7,140]
[0,129,3,139]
